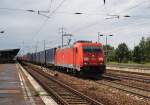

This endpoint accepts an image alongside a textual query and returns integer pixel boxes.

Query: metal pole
[98,32,100,42]
[61,27,64,47]
[105,35,108,63]
[44,40,46,66]
[35,41,38,63]
[22,41,25,55]
[35,42,38,53]
[105,34,113,63]
[44,40,46,50]
[63,33,72,46]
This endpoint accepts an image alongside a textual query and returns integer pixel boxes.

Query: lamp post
[98,33,113,63]
[105,34,113,63]
[98,32,104,42]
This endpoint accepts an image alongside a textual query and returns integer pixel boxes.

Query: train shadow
[101,75,121,81]
[83,74,122,81]
[20,62,121,82]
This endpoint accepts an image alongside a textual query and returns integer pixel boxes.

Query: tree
[145,37,150,62]
[133,46,141,63]
[139,37,146,63]
[103,36,150,64]
[115,43,129,63]
[128,50,133,62]
[132,36,150,63]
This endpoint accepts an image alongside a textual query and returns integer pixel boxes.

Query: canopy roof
[0,48,20,63]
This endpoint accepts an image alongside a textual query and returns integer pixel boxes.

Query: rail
[23,64,104,105]
[107,64,150,70]
[95,80,150,99]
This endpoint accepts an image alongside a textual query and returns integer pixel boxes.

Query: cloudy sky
[0,0,150,53]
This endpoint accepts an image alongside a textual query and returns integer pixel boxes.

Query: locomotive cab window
[83,46,102,53]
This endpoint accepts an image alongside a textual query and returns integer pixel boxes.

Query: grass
[34,91,40,97]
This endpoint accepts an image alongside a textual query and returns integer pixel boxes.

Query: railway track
[23,64,104,105]
[104,72,150,83]
[22,62,150,101]
[99,73,150,99]
[95,80,150,99]
[107,64,150,70]
[103,74,150,91]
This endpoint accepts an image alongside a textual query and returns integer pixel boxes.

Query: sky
[0,0,150,54]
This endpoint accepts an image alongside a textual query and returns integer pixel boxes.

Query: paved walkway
[0,64,44,105]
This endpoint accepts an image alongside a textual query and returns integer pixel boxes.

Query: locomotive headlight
[84,62,88,65]
[98,57,103,61]
[84,57,89,61]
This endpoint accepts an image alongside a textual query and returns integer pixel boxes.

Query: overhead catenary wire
[21,0,68,51]
[70,16,107,34]
[104,0,150,19]
[71,0,150,31]
[70,0,150,34]
[116,0,150,14]
[0,7,50,18]
[46,37,62,48]
[0,8,29,12]
[49,0,67,16]
[102,19,150,34]
[31,0,67,40]
[0,7,53,46]
[49,0,54,14]
[126,15,150,19]
[0,1,69,53]
[30,37,62,51]
[30,17,50,41]
[2,0,149,51]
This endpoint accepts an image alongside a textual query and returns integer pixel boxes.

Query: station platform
[0,64,45,105]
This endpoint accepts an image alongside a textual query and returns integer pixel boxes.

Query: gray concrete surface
[0,64,45,105]
[18,64,58,105]
[0,64,27,105]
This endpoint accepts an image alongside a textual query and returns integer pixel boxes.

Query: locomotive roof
[73,40,92,44]
[58,41,101,49]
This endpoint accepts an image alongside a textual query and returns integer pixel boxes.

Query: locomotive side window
[75,48,78,53]
[83,46,102,52]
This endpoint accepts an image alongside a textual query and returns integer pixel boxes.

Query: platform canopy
[0,48,20,63]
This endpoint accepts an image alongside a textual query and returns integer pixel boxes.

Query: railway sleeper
[58,92,79,96]
[62,96,84,99]
[24,64,104,105]
[66,99,88,103]
[63,97,87,101]
[68,101,89,105]
[58,91,72,93]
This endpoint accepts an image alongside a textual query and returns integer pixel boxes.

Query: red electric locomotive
[55,40,105,78]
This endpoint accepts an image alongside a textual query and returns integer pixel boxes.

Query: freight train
[18,40,106,78]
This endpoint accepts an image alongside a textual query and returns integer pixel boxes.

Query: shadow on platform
[0,60,17,64]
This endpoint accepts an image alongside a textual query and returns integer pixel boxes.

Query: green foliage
[106,36,150,64]
[103,45,115,62]
[145,37,150,62]
[34,91,40,97]
[133,46,141,63]
[132,36,150,63]
[115,43,129,63]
